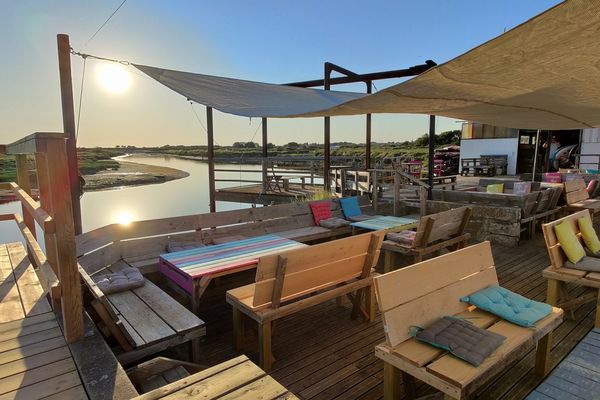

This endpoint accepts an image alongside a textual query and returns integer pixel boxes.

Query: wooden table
[350,215,419,234]
[159,234,307,313]
[132,355,298,399]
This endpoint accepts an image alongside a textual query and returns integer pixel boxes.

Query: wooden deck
[159,237,597,400]
[0,242,88,399]
[527,328,600,400]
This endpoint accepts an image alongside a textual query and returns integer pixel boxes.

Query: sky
[1,0,562,147]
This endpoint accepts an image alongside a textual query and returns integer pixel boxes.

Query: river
[0,155,296,244]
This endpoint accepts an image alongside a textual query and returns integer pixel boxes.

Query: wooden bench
[563,178,600,216]
[382,206,472,270]
[374,242,563,400]
[542,209,600,327]
[226,231,384,370]
[78,260,206,365]
[460,158,495,177]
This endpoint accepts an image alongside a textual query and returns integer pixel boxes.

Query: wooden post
[34,152,59,276]
[206,106,216,212]
[15,155,36,240]
[57,34,82,235]
[365,81,372,171]
[427,115,436,200]
[323,64,331,191]
[262,118,268,193]
[45,137,84,343]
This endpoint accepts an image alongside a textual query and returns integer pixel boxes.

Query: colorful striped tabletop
[350,215,419,232]
[160,234,307,279]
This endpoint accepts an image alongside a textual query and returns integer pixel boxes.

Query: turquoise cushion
[460,285,552,327]
[340,197,361,218]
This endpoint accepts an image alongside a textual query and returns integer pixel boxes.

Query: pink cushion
[386,230,417,246]
[310,201,332,225]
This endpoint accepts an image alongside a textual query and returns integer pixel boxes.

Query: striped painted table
[350,215,419,233]
[159,235,307,313]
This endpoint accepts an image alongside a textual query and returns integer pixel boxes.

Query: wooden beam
[365,82,372,171]
[15,155,36,240]
[3,132,66,155]
[35,152,59,277]
[57,34,82,235]
[206,106,216,212]
[428,115,436,200]
[9,182,55,234]
[324,64,331,191]
[262,117,268,192]
[46,138,84,342]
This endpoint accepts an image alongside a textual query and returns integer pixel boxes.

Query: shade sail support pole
[365,81,372,170]
[262,118,268,193]
[428,115,436,200]
[532,129,541,182]
[206,106,216,212]
[57,34,82,235]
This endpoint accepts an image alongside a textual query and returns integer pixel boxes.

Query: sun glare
[116,211,134,225]
[96,63,132,93]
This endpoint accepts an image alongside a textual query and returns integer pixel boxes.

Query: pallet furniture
[226,231,384,370]
[382,206,472,270]
[460,158,495,176]
[542,210,600,327]
[159,234,307,313]
[76,198,368,275]
[481,154,508,175]
[563,178,600,216]
[526,327,600,400]
[374,242,563,400]
[131,355,298,399]
[126,356,204,394]
[78,260,206,365]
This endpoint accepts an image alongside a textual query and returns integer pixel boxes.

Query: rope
[70,48,130,65]
[84,0,128,47]
[75,56,87,140]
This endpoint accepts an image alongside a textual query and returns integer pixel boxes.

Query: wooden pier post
[324,65,331,191]
[262,118,268,192]
[365,81,372,170]
[206,106,216,212]
[427,115,436,200]
[57,34,82,235]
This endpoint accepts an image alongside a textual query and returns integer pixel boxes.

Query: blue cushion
[339,197,361,218]
[460,285,552,327]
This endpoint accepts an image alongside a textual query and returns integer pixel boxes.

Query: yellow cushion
[554,221,585,264]
[578,216,600,254]
[486,183,504,193]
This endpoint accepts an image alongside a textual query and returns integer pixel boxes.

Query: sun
[96,63,132,93]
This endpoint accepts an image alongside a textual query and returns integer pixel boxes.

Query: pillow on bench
[339,197,362,218]
[461,285,552,327]
[414,316,505,367]
[386,230,417,247]
[578,216,600,254]
[565,256,600,272]
[93,267,145,295]
[310,201,332,225]
[486,183,504,193]
[554,220,585,264]
[319,217,351,229]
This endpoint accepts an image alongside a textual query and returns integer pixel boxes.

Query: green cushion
[578,216,600,254]
[554,220,585,264]
[486,183,504,193]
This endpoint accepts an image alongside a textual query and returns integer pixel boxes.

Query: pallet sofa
[374,242,563,400]
[226,231,384,370]
[542,210,600,327]
[563,178,600,217]
[381,206,472,270]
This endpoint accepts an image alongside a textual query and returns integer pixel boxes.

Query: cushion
[309,201,332,225]
[486,183,504,193]
[386,230,417,246]
[319,217,351,229]
[167,241,205,253]
[414,316,505,367]
[461,285,552,327]
[554,220,585,264]
[587,180,598,195]
[347,214,376,222]
[93,267,145,295]
[339,197,362,218]
[565,256,600,272]
[578,216,600,254]
[512,181,531,195]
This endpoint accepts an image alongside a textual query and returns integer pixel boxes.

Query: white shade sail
[136,0,600,129]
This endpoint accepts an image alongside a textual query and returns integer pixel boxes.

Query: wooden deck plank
[0,357,77,395]
[0,370,82,400]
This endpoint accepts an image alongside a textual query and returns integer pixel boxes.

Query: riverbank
[83,159,189,191]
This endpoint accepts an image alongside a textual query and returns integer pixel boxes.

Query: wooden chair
[541,209,600,327]
[78,261,206,365]
[382,206,472,271]
[226,231,384,370]
[374,242,563,400]
[564,178,600,216]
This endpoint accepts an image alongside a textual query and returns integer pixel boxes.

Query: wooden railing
[0,132,83,342]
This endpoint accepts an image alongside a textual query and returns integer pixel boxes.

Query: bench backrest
[542,209,590,269]
[251,231,384,309]
[414,206,472,248]
[432,189,540,218]
[564,179,590,205]
[374,241,498,347]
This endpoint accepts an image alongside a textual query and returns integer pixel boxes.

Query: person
[543,135,561,171]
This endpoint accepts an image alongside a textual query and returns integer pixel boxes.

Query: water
[0,155,311,244]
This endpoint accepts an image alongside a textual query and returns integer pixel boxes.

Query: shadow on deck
[153,237,595,400]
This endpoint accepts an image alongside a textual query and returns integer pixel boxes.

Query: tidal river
[0,155,270,244]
